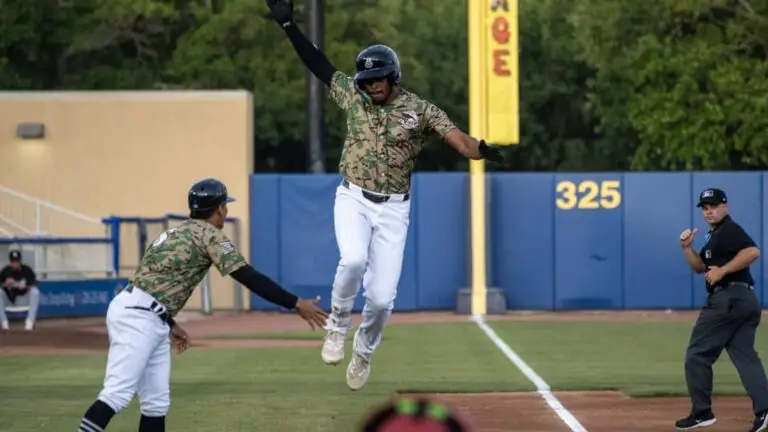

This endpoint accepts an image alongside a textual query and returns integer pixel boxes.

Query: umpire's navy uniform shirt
[699,214,756,294]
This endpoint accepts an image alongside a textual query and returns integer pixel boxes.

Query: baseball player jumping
[266,0,505,391]
[77,178,328,432]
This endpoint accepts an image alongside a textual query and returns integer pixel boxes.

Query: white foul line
[472,313,588,432]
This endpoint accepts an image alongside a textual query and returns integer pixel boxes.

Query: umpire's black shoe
[750,410,768,432]
[675,411,716,430]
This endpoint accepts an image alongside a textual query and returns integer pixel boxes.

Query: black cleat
[750,410,768,432]
[675,411,716,430]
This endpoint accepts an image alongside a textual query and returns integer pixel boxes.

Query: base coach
[676,188,768,431]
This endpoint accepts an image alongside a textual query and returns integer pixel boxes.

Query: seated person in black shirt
[0,250,40,331]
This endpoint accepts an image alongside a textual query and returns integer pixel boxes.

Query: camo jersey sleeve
[329,71,357,110]
[423,102,458,138]
[202,225,247,277]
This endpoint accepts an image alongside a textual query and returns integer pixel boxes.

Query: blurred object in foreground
[359,396,474,432]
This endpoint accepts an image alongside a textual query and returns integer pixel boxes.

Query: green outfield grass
[0,322,531,432]
[488,320,768,397]
[6,318,766,431]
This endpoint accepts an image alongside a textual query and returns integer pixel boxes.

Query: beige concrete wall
[0,91,254,312]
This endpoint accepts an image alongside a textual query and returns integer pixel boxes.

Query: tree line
[2,0,766,172]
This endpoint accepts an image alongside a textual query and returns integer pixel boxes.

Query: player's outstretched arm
[230,264,328,329]
[444,130,505,162]
[265,0,337,86]
[423,103,506,163]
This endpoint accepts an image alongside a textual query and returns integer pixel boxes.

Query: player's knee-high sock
[138,415,165,432]
[79,399,115,431]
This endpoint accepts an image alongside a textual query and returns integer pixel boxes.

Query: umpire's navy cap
[697,188,727,207]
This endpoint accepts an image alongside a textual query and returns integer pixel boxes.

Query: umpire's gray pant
[685,282,768,415]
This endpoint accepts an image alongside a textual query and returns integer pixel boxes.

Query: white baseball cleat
[321,331,346,365]
[1,321,8,331]
[346,352,371,391]
[24,319,34,331]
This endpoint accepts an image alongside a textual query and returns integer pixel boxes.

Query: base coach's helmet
[188,178,235,211]
[354,44,402,85]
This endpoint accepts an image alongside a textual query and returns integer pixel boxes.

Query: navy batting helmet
[354,44,402,86]
[188,178,235,212]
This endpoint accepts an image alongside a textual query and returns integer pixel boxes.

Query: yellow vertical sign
[486,0,519,145]
[469,0,519,316]
[468,0,488,315]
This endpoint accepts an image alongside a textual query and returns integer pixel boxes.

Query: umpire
[676,188,768,431]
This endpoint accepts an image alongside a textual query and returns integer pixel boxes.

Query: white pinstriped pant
[325,180,411,358]
[97,286,171,417]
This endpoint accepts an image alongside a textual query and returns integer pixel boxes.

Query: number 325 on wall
[555,180,621,210]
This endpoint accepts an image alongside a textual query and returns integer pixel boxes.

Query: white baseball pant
[326,179,411,358]
[0,287,40,328]
[96,286,171,418]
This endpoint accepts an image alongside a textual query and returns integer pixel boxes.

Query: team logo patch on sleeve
[218,241,236,254]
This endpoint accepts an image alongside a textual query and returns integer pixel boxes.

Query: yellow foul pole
[468,0,519,316]
[468,0,488,315]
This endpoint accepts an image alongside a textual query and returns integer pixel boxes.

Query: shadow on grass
[396,388,533,395]
[199,332,397,342]
[199,333,323,341]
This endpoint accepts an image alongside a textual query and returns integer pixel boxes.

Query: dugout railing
[0,214,243,320]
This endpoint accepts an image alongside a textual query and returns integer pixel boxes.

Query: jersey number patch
[151,229,177,248]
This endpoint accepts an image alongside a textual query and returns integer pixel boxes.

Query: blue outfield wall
[5,278,127,320]
[249,172,767,311]
[248,173,468,312]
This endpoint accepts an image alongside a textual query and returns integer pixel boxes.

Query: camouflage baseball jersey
[130,219,247,317]
[329,71,458,195]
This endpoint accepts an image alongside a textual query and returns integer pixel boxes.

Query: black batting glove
[265,0,294,28]
[478,140,505,163]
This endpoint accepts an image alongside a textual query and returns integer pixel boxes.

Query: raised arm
[265,0,337,86]
[679,228,706,273]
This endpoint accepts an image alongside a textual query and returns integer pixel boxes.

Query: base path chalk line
[472,313,588,432]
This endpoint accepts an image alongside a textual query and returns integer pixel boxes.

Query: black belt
[123,284,174,327]
[711,282,753,294]
[342,179,409,204]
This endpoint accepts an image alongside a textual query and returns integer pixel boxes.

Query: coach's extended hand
[265,0,293,27]
[479,140,505,163]
[295,296,329,330]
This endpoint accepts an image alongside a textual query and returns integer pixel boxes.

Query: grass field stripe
[472,314,588,432]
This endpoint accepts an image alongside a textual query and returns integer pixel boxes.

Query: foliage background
[3,0,765,172]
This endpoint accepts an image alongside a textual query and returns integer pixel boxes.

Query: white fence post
[35,201,42,235]
[34,201,42,272]
[201,272,212,315]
